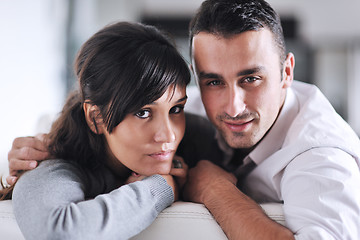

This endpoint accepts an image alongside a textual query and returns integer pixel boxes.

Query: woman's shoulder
[15,159,119,198]
[15,159,84,187]
[35,159,83,175]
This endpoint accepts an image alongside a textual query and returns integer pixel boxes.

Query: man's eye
[207,80,222,86]
[135,109,151,119]
[170,105,184,114]
[243,76,259,83]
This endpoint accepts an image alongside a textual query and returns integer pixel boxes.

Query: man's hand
[183,160,237,204]
[7,134,50,185]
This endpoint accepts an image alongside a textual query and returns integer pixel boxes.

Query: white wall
[268,0,360,44]
[347,43,360,135]
[142,0,360,43]
[0,0,66,174]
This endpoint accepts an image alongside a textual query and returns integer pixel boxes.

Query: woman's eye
[170,105,184,114]
[135,109,151,119]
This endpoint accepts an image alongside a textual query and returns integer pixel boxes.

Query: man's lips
[224,119,254,132]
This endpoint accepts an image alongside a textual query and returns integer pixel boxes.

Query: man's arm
[184,160,294,240]
[7,134,49,185]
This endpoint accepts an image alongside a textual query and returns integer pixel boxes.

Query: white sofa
[0,199,284,240]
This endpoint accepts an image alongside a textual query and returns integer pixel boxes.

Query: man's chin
[222,131,256,149]
[227,140,255,149]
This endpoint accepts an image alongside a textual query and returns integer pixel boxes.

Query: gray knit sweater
[12,159,174,240]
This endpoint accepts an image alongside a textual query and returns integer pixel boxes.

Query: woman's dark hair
[47,22,191,170]
[1,22,190,200]
[189,0,286,66]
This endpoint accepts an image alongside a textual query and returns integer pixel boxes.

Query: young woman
[5,21,190,239]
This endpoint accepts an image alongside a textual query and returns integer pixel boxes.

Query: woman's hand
[125,172,147,184]
[125,156,188,201]
[169,156,188,194]
[163,156,189,201]
[125,172,179,200]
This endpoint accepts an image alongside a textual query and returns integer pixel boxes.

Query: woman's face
[103,85,187,176]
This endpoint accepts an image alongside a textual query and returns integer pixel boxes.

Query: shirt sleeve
[12,159,174,240]
[281,147,360,240]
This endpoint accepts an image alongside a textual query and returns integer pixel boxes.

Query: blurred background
[1,0,360,173]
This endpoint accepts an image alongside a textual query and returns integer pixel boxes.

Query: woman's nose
[153,118,176,143]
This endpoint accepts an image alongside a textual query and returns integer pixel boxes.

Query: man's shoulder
[284,81,360,159]
[178,113,223,168]
[185,112,216,137]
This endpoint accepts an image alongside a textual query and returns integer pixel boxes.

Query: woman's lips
[148,150,174,161]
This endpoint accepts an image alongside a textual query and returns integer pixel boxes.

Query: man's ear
[83,102,105,134]
[282,52,295,89]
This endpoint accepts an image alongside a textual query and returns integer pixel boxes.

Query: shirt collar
[249,88,299,165]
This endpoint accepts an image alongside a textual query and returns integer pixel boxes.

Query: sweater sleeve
[12,159,174,240]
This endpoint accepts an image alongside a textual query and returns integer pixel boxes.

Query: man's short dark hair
[189,0,286,66]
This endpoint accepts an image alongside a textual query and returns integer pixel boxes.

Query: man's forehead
[192,29,281,63]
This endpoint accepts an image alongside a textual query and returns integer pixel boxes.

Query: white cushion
[0,200,284,240]
[0,200,24,240]
[133,201,285,240]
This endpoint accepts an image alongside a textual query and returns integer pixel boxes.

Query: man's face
[192,29,292,149]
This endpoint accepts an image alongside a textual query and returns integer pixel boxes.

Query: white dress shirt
[218,81,360,240]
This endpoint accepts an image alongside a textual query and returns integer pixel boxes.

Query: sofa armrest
[0,200,284,240]
[132,201,285,240]
[0,200,24,240]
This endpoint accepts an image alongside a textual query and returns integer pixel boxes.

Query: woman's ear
[281,52,295,89]
[83,102,105,134]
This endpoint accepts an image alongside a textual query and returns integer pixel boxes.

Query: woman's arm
[12,159,174,240]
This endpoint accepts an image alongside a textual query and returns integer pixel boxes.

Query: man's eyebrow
[198,72,222,81]
[237,66,266,76]
[198,66,265,81]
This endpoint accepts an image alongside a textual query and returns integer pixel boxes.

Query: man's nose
[224,87,246,118]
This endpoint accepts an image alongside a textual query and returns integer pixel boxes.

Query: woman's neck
[104,143,131,180]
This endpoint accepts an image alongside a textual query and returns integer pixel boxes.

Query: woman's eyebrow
[176,95,188,103]
[148,95,188,106]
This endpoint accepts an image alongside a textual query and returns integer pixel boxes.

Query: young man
[181,0,360,239]
[6,0,360,239]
